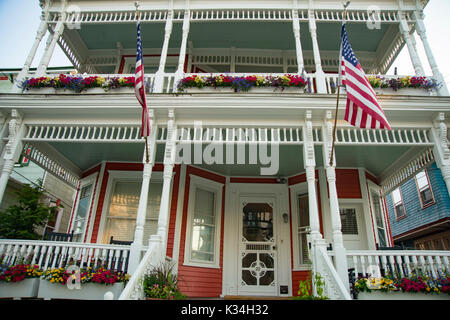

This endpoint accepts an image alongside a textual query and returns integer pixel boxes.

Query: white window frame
[414,169,435,209]
[289,182,311,271]
[183,174,223,269]
[97,170,163,244]
[391,187,406,221]
[367,181,390,248]
[70,173,97,242]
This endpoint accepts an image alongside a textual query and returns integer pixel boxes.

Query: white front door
[238,196,277,296]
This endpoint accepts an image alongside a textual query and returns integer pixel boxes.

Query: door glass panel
[242,203,273,242]
[240,201,275,290]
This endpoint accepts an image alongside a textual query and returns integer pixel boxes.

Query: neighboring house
[0,0,449,301]
[386,162,450,250]
[0,153,76,237]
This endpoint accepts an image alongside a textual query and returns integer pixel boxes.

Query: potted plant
[0,264,43,298]
[38,266,130,300]
[292,272,329,300]
[142,262,185,300]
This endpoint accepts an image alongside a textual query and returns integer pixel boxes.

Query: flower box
[0,278,40,299]
[37,279,124,300]
[374,88,432,96]
[357,291,450,300]
[183,86,305,93]
[24,87,56,94]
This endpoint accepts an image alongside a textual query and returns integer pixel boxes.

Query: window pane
[73,184,93,237]
[105,181,163,243]
[420,188,434,206]
[340,208,358,235]
[415,171,429,190]
[392,188,402,205]
[370,191,387,247]
[395,204,406,218]
[298,195,309,264]
[243,203,273,242]
[191,188,216,262]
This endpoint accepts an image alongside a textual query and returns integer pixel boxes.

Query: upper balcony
[9,0,448,96]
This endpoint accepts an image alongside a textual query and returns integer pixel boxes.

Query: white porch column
[398,17,425,77]
[414,11,449,96]
[0,110,25,205]
[308,11,327,93]
[431,113,450,196]
[35,18,65,77]
[128,116,157,274]
[292,10,305,73]
[13,1,51,93]
[154,11,174,93]
[303,111,321,241]
[322,112,349,290]
[174,10,190,89]
[154,110,177,261]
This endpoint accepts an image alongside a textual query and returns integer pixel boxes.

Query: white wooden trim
[171,164,187,274]
[367,179,391,248]
[288,182,311,270]
[358,168,378,250]
[85,162,105,243]
[183,174,224,269]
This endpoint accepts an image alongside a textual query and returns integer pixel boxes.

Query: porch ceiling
[76,21,389,54]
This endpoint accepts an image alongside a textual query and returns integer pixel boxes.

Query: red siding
[365,172,378,185]
[177,165,226,298]
[230,177,279,184]
[335,169,362,199]
[288,173,306,186]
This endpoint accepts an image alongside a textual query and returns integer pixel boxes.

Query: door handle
[272,245,276,250]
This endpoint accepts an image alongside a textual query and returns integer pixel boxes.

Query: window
[190,188,216,262]
[370,190,388,248]
[297,195,309,265]
[340,208,358,235]
[185,176,222,267]
[391,188,406,220]
[415,170,435,208]
[103,181,162,243]
[72,184,93,242]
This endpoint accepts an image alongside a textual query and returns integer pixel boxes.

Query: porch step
[223,295,292,300]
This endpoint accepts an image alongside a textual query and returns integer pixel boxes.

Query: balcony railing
[346,249,450,279]
[0,239,132,273]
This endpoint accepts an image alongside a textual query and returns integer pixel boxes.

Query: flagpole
[329,1,350,167]
[135,1,150,164]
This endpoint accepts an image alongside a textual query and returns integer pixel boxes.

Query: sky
[0,0,449,87]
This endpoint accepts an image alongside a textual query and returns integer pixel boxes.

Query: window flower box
[0,278,40,299]
[374,87,432,96]
[177,74,308,93]
[37,279,124,300]
[24,87,56,94]
[357,291,450,300]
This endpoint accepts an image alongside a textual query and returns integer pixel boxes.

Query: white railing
[315,245,352,300]
[347,250,450,279]
[0,239,131,273]
[119,241,160,300]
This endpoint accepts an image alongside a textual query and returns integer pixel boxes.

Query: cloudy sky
[0,0,449,87]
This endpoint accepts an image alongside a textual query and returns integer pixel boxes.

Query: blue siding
[386,163,450,238]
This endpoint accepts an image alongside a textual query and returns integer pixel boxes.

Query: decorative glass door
[238,198,277,295]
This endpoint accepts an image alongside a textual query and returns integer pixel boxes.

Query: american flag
[339,23,391,130]
[135,20,150,137]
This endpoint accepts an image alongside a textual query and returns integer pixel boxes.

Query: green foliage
[0,183,58,240]
[143,261,186,300]
[292,272,329,300]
